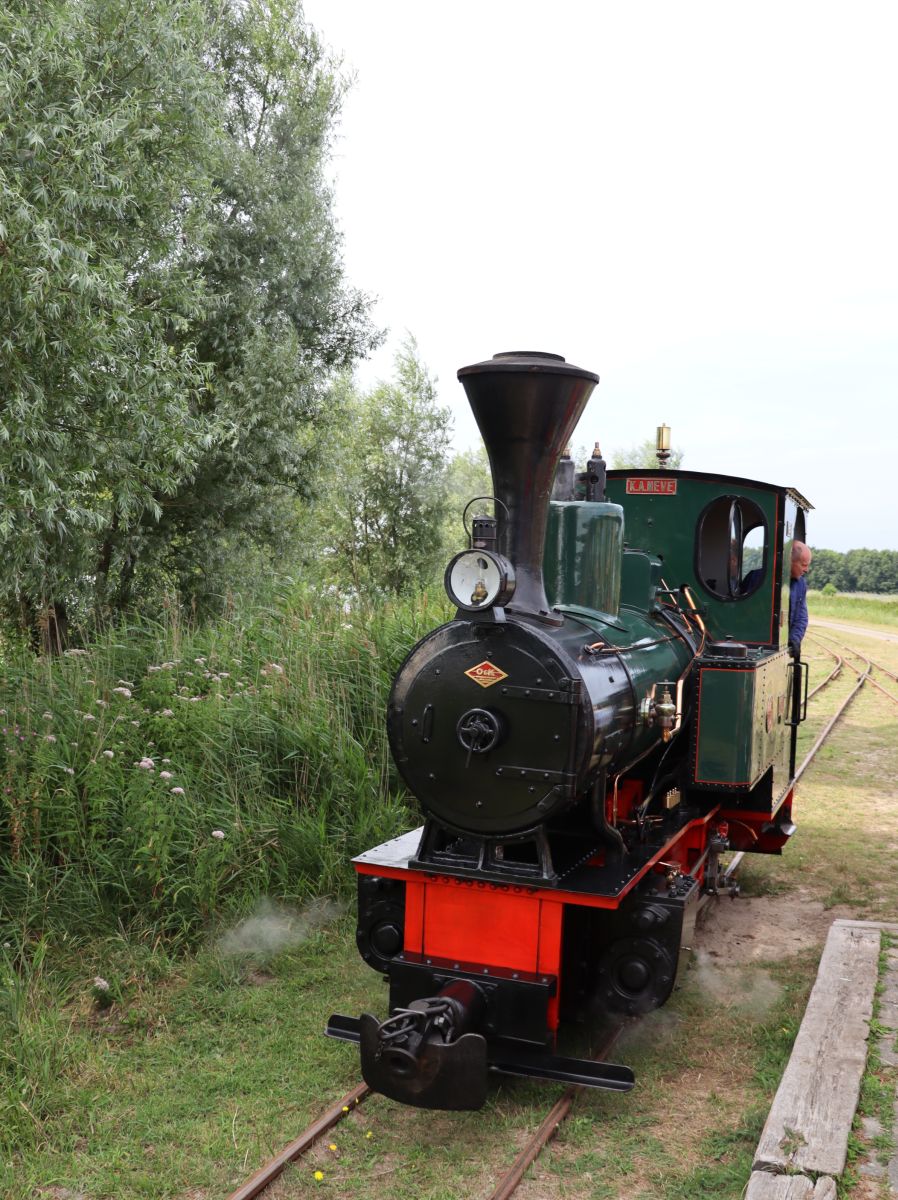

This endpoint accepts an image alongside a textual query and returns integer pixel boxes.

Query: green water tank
[544,501,624,616]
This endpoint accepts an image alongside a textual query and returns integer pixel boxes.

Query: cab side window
[697,496,767,600]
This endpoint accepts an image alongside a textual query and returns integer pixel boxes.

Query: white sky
[303,0,898,552]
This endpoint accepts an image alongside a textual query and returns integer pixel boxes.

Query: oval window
[697,496,768,600]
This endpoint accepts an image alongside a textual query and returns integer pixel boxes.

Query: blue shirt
[789,575,809,648]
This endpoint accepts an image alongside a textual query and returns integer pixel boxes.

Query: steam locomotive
[326,351,812,1110]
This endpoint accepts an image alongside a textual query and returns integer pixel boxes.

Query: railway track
[226,630,897,1200]
[225,1082,370,1200]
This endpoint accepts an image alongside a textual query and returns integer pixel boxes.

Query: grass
[0,919,815,1200]
[809,589,898,628]
[4,602,898,1197]
[0,587,452,946]
[0,916,380,1198]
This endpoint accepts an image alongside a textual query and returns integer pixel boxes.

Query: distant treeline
[810,547,898,594]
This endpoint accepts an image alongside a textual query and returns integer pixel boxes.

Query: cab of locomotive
[601,466,812,650]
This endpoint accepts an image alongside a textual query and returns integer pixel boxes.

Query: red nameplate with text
[625,478,678,495]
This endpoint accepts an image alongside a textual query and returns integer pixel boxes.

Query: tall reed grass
[0,587,447,946]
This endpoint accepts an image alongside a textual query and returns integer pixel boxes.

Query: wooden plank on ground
[745,1172,814,1199]
[745,1173,837,1199]
[753,919,880,1177]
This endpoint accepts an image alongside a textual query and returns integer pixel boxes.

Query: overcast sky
[303,0,898,552]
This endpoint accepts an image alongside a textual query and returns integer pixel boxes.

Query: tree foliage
[0,0,222,645]
[305,339,453,595]
[443,444,492,548]
[809,547,898,594]
[609,439,685,470]
[143,0,379,608]
[0,0,377,647]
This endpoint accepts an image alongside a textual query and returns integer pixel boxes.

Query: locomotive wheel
[595,936,677,1015]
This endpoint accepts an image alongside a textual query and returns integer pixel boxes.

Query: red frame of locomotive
[354,781,795,1038]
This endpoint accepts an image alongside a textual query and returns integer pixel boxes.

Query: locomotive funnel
[457,351,599,617]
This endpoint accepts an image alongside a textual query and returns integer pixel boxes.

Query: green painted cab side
[605,470,787,646]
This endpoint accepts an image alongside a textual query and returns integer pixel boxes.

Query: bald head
[791,540,812,580]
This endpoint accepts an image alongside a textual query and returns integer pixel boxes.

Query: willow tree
[0,0,377,648]
[308,339,454,597]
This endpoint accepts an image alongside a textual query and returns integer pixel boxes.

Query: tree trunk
[17,595,69,655]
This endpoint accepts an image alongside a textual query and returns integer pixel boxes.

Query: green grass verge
[809,590,898,628]
[4,605,897,1197]
[1,920,815,1200]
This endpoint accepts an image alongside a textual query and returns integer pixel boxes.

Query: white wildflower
[159,771,172,780]
[93,976,110,991]
[64,767,75,775]
[102,750,114,759]
[170,787,185,795]
[160,709,174,717]
[211,829,225,839]
[45,734,57,743]
[112,687,132,699]
[83,713,95,722]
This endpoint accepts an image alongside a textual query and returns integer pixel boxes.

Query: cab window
[697,496,768,600]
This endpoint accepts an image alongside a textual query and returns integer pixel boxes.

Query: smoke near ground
[217,897,344,961]
[692,948,783,1014]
